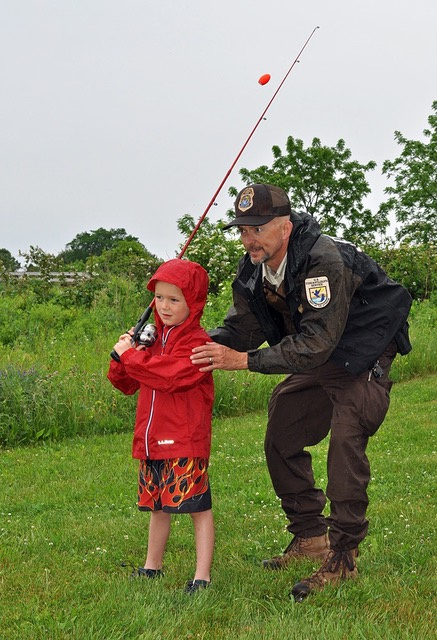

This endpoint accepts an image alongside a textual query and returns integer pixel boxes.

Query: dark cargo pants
[264,343,397,550]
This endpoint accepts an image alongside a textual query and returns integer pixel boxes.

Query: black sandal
[131,567,164,579]
[184,579,210,594]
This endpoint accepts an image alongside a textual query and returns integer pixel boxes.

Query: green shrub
[0,275,435,447]
[0,362,138,447]
[366,242,436,300]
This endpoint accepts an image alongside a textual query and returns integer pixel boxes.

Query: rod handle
[110,349,121,362]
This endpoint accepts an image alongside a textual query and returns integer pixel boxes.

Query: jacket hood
[147,259,209,329]
[288,211,322,276]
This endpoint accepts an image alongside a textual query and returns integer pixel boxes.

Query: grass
[1,375,436,639]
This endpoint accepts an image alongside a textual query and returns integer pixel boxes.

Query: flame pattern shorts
[137,457,211,513]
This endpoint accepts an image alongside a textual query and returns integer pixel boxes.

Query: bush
[0,273,435,447]
[0,362,138,447]
[366,242,436,301]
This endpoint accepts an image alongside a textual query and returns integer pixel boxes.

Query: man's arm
[208,288,266,351]
[191,279,263,372]
[193,245,353,375]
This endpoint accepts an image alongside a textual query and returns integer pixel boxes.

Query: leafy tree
[87,240,161,288]
[231,136,386,243]
[14,247,69,301]
[0,248,20,271]
[19,246,63,275]
[59,228,141,264]
[176,214,241,295]
[379,101,437,245]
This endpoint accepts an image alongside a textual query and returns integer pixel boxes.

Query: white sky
[1,1,436,264]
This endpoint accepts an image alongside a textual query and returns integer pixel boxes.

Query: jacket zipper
[144,325,177,458]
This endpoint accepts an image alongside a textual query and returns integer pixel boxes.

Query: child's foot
[184,579,210,594]
[130,567,164,580]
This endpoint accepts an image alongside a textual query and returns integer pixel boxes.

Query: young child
[108,259,214,594]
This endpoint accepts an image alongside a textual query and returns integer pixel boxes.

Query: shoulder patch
[305,276,331,309]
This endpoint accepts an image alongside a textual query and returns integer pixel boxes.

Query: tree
[59,228,141,264]
[379,101,437,245]
[176,214,241,295]
[231,136,386,243]
[0,248,20,271]
[88,240,161,287]
[19,246,63,275]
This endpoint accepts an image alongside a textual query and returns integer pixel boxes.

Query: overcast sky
[1,1,436,264]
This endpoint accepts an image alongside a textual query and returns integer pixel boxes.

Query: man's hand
[191,342,248,372]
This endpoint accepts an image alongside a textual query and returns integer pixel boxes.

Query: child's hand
[119,327,135,340]
[112,333,133,357]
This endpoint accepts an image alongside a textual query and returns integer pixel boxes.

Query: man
[191,183,412,600]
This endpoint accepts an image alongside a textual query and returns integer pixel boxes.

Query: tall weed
[0,290,435,446]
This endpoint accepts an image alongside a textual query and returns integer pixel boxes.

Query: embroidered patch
[237,187,254,212]
[305,276,331,309]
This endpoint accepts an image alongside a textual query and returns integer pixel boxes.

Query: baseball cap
[222,183,291,230]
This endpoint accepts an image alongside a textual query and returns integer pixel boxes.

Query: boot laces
[283,535,301,554]
[326,550,355,573]
[308,550,355,586]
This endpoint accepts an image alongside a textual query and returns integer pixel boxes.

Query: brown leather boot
[291,548,358,601]
[262,534,330,570]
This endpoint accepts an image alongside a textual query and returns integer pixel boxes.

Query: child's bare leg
[144,510,171,570]
[191,509,214,582]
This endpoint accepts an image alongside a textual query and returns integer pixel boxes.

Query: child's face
[154,281,190,327]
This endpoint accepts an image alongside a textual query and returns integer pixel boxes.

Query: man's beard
[248,247,269,266]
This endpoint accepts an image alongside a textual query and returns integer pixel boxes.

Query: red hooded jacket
[107,259,214,460]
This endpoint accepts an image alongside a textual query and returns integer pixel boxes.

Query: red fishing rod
[110,26,319,360]
[178,25,319,258]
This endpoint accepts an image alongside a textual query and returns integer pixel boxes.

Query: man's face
[237,217,293,268]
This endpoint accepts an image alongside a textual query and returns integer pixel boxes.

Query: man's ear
[283,221,293,240]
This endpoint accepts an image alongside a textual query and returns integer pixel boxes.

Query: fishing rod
[110,26,319,361]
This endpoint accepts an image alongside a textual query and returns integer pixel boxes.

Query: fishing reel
[135,323,158,347]
[110,322,157,362]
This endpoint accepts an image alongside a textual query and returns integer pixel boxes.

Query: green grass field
[1,375,436,640]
